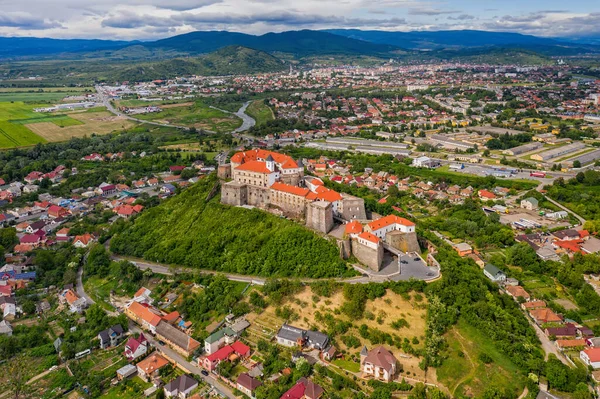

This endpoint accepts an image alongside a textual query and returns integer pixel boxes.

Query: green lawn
[332,359,360,373]
[246,100,274,126]
[437,319,526,398]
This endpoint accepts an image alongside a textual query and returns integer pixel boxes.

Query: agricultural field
[246,100,275,126]
[25,111,135,142]
[437,320,526,398]
[132,100,242,133]
[0,87,94,103]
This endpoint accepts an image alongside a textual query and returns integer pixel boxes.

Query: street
[129,323,237,399]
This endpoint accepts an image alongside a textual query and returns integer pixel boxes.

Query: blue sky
[0,0,598,40]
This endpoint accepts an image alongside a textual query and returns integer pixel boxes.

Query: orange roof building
[365,215,415,238]
[529,308,562,324]
[506,286,531,301]
[136,353,170,381]
[345,220,363,236]
[125,301,162,332]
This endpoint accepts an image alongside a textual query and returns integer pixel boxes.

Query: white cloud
[0,1,597,39]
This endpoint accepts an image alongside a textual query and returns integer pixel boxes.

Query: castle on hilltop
[220,149,366,233]
[219,149,420,272]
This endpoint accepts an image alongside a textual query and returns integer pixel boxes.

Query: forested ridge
[110,174,350,278]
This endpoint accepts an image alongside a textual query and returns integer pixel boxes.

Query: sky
[0,0,599,41]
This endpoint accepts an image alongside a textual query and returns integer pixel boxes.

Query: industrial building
[530,142,587,162]
[326,137,408,149]
[564,149,600,167]
[428,134,475,151]
[502,142,544,156]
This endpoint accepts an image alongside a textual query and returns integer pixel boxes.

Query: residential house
[522,300,547,311]
[124,333,148,361]
[478,190,497,201]
[280,378,323,399]
[483,264,506,283]
[73,233,95,248]
[530,308,563,325]
[48,205,69,219]
[164,374,198,398]
[137,353,170,382]
[125,302,162,333]
[556,339,586,350]
[155,320,201,358]
[59,288,87,313]
[98,324,125,349]
[453,242,473,257]
[237,373,262,399]
[204,327,237,355]
[276,324,329,351]
[545,324,577,339]
[505,286,531,301]
[360,346,398,382]
[581,347,600,369]
[202,341,251,371]
[521,197,539,210]
[133,287,153,304]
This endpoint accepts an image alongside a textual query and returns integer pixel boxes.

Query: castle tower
[266,155,275,172]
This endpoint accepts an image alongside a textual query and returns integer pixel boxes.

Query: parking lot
[371,252,439,281]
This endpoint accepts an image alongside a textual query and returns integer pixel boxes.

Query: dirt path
[451,329,476,397]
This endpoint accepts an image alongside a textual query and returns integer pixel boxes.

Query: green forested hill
[113,46,285,81]
[110,175,349,278]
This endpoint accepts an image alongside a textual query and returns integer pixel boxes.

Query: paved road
[543,195,586,225]
[111,254,440,285]
[526,315,570,366]
[76,266,95,305]
[129,323,236,399]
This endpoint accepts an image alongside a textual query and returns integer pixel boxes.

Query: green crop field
[9,114,84,127]
[0,121,46,148]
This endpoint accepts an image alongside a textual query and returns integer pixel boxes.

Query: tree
[85,244,111,277]
[155,390,165,399]
[22,300,36,315]
[7,357,31,399]
[573,160,582,168]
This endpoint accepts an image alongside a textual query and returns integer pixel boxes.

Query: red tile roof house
[48,205,70,219]
[124,333,148,361]
[581,347,600,369]
[169,166,186,174]
[24,171,43,184]
[280,378,324,399]
[56,228,70,242]
[201,341,250,371]
[478,190,497,201]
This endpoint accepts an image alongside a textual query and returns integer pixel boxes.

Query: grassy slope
[246,100,275,126]
[135,101,242,133]
[437,319,526,398]
[110,175,350,278]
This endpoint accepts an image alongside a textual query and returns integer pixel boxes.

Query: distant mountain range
[1,29,599,61]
